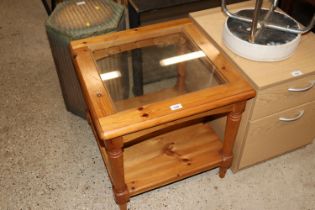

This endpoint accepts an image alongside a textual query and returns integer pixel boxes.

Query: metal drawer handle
[279,110,304,122]
[288,81,314,92]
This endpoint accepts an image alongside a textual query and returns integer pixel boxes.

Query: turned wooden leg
[131,48,143,96]
[105,138,129,209]
[176,62,186,92]
[119,203,127,210]
[175,39,187,92]
[219,102,246,178]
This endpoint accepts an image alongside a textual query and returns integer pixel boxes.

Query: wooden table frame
[70,18,255,210]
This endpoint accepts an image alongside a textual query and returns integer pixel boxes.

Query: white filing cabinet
[191,1,315,171]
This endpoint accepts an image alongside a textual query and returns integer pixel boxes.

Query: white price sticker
[170,103,183,111]
[76,1,86,5]
[291,70,303,77]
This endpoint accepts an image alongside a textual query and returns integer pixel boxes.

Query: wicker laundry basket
[46,0,126,118]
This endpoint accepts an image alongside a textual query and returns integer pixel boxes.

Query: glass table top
[70,18,255,139]
[95,32,225,112]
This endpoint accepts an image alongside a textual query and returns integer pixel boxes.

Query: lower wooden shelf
[123,123,223,196]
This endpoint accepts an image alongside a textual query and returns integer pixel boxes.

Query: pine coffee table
[70,18,255,210]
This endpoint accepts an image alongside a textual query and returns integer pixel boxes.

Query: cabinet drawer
[251,74,315,120]
[239,100,315,169]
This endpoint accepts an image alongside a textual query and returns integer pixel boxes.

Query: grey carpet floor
[0,1,314,210]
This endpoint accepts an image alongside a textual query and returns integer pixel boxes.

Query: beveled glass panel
[95,33,225,111]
